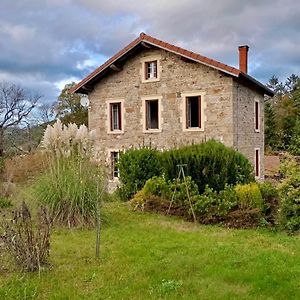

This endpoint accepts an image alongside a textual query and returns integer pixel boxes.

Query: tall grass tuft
[0,202,51,272]
[35,120,105,227]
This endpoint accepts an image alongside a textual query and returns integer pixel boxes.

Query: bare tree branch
[0,81,41,156]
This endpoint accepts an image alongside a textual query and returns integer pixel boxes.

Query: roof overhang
[71,33,274,97]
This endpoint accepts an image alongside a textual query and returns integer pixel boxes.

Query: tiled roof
[71,33,273,96]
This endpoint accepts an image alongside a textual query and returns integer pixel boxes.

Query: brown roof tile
[71,33,272,96]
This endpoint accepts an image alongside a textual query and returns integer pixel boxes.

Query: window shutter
[255,101,259,131]
[186,98,189,128]
[118,103,122,130]
[145,101,149,130]
[255,149,260,177]
[110,104,113,131]
[145,62,148,79]
[198,96,202,128]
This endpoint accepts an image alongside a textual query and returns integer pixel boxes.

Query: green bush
[118,148,162,200]
[278,158,300,232]
[192,185,238,218]
[235,183,264,210]
[258,182,278,201]
[161,140,254,193]
[0,196,12,209]
[143,175,198,207]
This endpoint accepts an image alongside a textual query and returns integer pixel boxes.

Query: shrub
[235,183,264,210]
[118,147,162,200]
[193,185,238,218]
[161,140,254,193]
[258,182,278,201]
[0,202,51,272]
[35,120,105,227]
[0,196,12,209]
[278,157,300,232]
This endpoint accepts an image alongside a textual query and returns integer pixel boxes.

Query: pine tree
[264,102,278,150]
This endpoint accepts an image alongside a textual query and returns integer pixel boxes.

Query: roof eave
[239,73,274,97]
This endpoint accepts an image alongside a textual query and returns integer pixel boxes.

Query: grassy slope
[0,202,299,300]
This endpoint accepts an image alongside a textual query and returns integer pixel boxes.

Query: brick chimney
[238,45,249,73]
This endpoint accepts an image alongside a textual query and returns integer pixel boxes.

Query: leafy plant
[118,147,162,200]
[278,157,300,232]
[192,185,238,218]
[0,196,12,209]
[235,183,264,210]
[0,202,51,272]
[161,140,254,193]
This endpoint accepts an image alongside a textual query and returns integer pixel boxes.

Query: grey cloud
[0,0,299,103]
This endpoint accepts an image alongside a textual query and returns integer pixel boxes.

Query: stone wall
[88,47,264,183]
[89,48,234,158]
[232,80,265,179]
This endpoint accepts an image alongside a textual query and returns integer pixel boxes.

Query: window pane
[146,100,159,129]
[255,101,259,130]
[110,103,121,130]
[146,61,157,79]
[187,96,201,128]
[255,149,260,177]
[111,151,119,178]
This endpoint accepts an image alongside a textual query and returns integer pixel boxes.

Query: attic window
[145,61,157,79]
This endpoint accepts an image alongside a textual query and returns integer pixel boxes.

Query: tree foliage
[54,82,88,126]
[265,74,300,152]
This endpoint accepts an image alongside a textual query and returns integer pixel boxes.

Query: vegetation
[118,147,162,200]
[161,141,254,193]
[34,120,105,227]
[119,141,254,201]
[278,157,300,232]
[0,202,51,272]
[0,81,41,157]
[54,82,88,126]
[265,74,300,152]
[0,203,299,299]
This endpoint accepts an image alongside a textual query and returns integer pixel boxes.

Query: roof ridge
[71,32,273,96]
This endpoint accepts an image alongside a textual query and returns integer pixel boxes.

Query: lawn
[0,202,300,299]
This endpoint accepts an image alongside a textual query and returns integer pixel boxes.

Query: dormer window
[145,61,157,79]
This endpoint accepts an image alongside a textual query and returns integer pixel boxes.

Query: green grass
[1,202,300,299]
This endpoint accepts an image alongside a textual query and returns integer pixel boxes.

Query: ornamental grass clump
[35,120,105,227]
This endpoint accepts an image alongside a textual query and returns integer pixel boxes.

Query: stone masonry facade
[88,47,265,188]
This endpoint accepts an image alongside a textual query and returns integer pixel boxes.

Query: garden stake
[167,164,197,222]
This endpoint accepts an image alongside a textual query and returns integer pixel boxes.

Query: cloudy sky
[1,0,299,104]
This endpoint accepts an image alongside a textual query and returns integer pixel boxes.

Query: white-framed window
[181,92,206,131]
[106,99,124,134]
[140,55,161,83]
[141,96,162,132]
[145,61,157,79]
[254,99,260,132]
[110,151,120,179]
[255,148,260,178]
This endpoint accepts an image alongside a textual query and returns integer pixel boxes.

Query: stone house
[71,33,273,188]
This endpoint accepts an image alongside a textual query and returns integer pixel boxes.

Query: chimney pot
[238,45,249,73]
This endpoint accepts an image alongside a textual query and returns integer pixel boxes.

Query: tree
[54,82,88,126]
[264,102,278,150]
[0,82,41,157]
